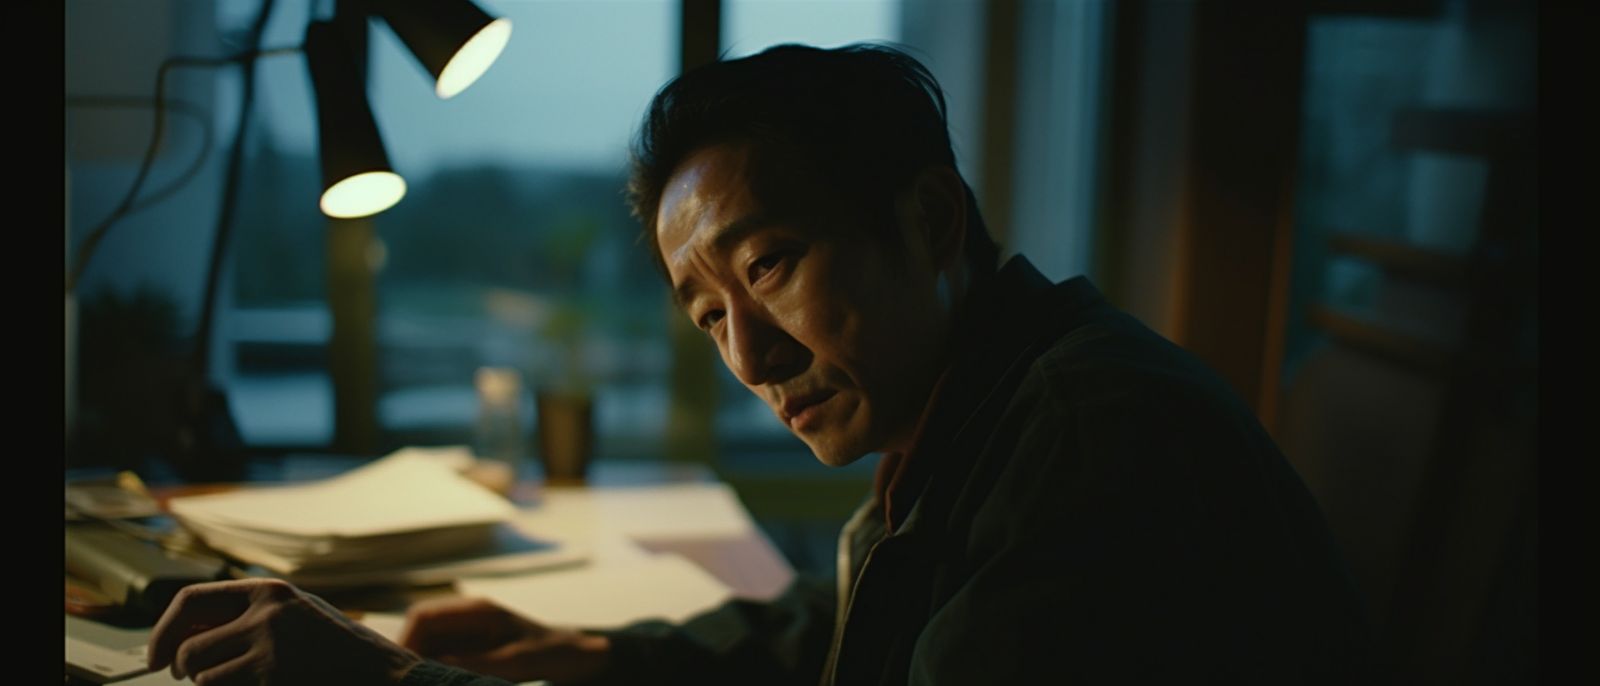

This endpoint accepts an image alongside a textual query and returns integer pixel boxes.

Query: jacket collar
[883,256,1108,538]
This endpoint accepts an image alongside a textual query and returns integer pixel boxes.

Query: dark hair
[627,43,999,280]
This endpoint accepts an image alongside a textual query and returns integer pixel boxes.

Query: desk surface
[148,457,794,600]
[68,458,798,683]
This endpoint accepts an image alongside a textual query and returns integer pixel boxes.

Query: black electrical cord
[64,95,215,218]
[67,57,229,293]
[65,41,302,294]
[192,0,279,377]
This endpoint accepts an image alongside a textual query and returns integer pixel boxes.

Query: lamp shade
[305,20,405,218]
[376,0,512,99]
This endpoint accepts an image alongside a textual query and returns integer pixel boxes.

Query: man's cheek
[805,293,864,347]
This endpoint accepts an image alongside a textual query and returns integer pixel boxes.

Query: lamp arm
[168,0,281,481]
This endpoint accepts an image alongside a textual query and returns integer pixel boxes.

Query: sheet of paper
[65,634,149,682]
[360,612,408,644]
[170,451,514,537]
[385,445,477,472]
[112,670,188,685]
[457,553,734,630]
[530,483,756,542]
[501,523,652,566]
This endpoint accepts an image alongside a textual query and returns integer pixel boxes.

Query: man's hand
[146,578,422,684]
[399,596,612,684]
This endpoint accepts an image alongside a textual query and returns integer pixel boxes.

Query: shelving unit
[1301,105,1536,682]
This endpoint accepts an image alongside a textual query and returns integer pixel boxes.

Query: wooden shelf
[1306,304,1457,380]
[1325,231,1472,288]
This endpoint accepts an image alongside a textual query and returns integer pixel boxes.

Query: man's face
[656,141,953,466]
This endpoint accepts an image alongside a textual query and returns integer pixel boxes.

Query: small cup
[536,390,594,486]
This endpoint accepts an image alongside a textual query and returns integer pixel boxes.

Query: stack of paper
[169,451,535,584]
[457,553,734,630]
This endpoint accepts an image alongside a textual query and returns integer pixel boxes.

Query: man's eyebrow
[669,212,778,311]
[671,280,700,312]
[709,212,776,252]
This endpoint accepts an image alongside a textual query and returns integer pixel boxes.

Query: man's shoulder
[958,260,1263,454]
[977,265,1219,409]
[976,288,1270,480]
[1024,301,1225,415]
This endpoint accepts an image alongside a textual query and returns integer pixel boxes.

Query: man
[146,44,1370,685]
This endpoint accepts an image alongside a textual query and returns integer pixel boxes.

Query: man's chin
[802,435,872,467]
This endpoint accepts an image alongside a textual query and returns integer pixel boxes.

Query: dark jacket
[412,257,1372,686]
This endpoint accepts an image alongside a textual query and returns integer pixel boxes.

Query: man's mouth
[781,389,838,430]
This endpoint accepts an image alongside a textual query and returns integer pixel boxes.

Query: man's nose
[724,304,806,386]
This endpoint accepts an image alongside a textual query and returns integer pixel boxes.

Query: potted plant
[529,217,604,485]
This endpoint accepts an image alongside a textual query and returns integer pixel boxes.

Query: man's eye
[697,310,725,331]
[748,253,784,283]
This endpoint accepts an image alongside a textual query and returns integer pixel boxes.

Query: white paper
[110,670,188,685]
[457,553,734,630]
[359,612,409,643]
[385,445,478,472]
[531,483,756,542]
[65,634,149,682]
[170,451,514,538]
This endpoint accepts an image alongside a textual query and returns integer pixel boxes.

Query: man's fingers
[403,595,503,627]
[170,621,250,682]
[185,645,265,686]
[399,596,511,652]
[146,580,272,670]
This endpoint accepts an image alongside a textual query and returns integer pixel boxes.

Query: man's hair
[627,43,1000,281]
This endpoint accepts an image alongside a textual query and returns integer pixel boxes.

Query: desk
[67,457,797,684]
[318,461,798,614]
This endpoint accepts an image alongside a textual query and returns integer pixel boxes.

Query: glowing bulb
[320,171,406,218]
[436,18,512,99]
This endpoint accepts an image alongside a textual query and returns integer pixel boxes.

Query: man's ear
[901,166,967,272]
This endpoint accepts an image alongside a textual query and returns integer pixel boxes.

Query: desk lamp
[309,0,514,219]
[67,0,512,479]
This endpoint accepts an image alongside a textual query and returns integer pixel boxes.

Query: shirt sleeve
[399,660,518,686]
[587,574,837,686]
[909,386,1373,685]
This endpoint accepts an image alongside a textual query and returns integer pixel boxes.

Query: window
[225,0,680,457]
[723,0,899,57]
[71,0,1109,483]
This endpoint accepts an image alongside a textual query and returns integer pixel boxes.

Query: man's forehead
[655,140,849,295]
[657,144,758,264]
[658,139,823,224]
